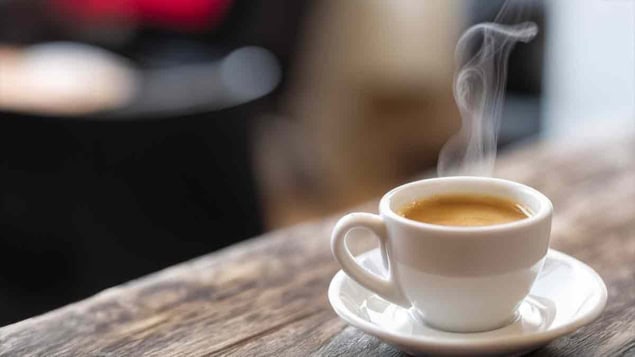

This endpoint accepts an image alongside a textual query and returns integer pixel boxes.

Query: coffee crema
[398,194,531,227]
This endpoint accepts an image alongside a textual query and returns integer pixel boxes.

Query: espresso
[399,194,530,227]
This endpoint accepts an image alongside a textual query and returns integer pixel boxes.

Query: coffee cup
[331,177,552,332]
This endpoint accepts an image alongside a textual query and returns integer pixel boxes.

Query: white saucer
[328,249,607,356]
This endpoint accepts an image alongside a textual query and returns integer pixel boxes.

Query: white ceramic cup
[331,177,552,332]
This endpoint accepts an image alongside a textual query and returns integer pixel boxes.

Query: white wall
[543,0,635,138]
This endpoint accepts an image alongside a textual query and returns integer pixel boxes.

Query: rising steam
[437,7,538,177]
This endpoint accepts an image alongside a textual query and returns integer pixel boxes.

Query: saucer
[328,249,607,356]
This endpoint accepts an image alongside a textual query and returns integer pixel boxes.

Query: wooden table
[1,133,634,356]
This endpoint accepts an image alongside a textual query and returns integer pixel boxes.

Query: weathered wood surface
[0,133,634,357]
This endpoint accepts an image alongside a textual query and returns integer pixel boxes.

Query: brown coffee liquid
[399,194,530,227]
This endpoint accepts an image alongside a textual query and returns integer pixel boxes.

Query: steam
[437,5,538,177]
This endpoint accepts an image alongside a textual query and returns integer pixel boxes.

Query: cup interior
[382,177,551,229]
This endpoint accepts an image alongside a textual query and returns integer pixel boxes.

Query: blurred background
[0,0,632,325]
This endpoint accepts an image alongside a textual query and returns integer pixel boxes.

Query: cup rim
[379,176,552,233]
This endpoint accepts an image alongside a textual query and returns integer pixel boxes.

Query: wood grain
[0,133,633,357]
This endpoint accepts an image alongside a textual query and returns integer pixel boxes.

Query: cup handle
[331,213,410,308]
